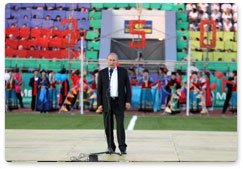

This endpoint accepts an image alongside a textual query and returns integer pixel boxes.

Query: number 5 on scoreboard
[129,20,146,48]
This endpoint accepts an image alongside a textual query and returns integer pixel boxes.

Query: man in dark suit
[97,53,131,154]
[222,71,236,114]
[28,70,39,111]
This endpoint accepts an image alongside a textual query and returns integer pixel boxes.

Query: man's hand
[125,103,131,110]
[96,105,103,113]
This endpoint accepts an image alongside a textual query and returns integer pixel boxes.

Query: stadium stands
[177,52,187,61]
[150,3,161,10]
[5,3,237,74]
[191,51,203,61]
[103,3,116,9]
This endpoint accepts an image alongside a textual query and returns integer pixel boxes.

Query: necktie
[109,68,113,81]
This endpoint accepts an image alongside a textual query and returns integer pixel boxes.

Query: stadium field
[5,113,237,131]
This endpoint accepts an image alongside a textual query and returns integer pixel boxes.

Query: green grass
[135,115,237,131]
[5,113,237,131]
[5,113,132,130]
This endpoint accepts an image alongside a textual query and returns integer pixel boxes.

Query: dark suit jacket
[29,76,39,95]
[97,67,131,112]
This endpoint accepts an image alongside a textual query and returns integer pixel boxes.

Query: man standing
[5,69,19,110]
[222,71,236,114]
[97,53,131,154]
[29,70,39,111]
[58,68,70,108]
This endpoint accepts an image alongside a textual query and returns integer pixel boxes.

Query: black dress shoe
[106,147,114,154]
[120,149,127,155]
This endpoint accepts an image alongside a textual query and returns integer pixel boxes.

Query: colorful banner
[124,20,152,34]
[20,73,33,106]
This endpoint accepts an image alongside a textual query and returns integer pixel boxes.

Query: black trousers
[222,90,232,113]
[31,95,37,111]
[16,93,24,108]
[103,98,127,152]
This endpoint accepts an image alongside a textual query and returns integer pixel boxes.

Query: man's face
[107,54,117,69]
[34,71,38,77]
[171,75,176,80]
[42,72,46,77]
[143,72,148,77]
[192,74,197,79]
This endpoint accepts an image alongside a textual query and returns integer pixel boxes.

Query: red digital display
[129,20,146,48]
[200,20,216,48]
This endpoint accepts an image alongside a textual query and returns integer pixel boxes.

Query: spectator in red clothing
[176,70,182,84]
[13,68,24,108]
[138,69,154,112]
[71,69,81,88]
[38,34,49,49]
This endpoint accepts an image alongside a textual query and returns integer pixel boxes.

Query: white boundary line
[127,115,138,131]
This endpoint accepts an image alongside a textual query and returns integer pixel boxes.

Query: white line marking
[127,115,138,131]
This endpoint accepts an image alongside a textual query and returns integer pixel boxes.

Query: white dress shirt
[109,67,118,97]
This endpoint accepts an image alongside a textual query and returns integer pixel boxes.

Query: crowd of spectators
[186,3,237,32]
[5,3,101,59]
